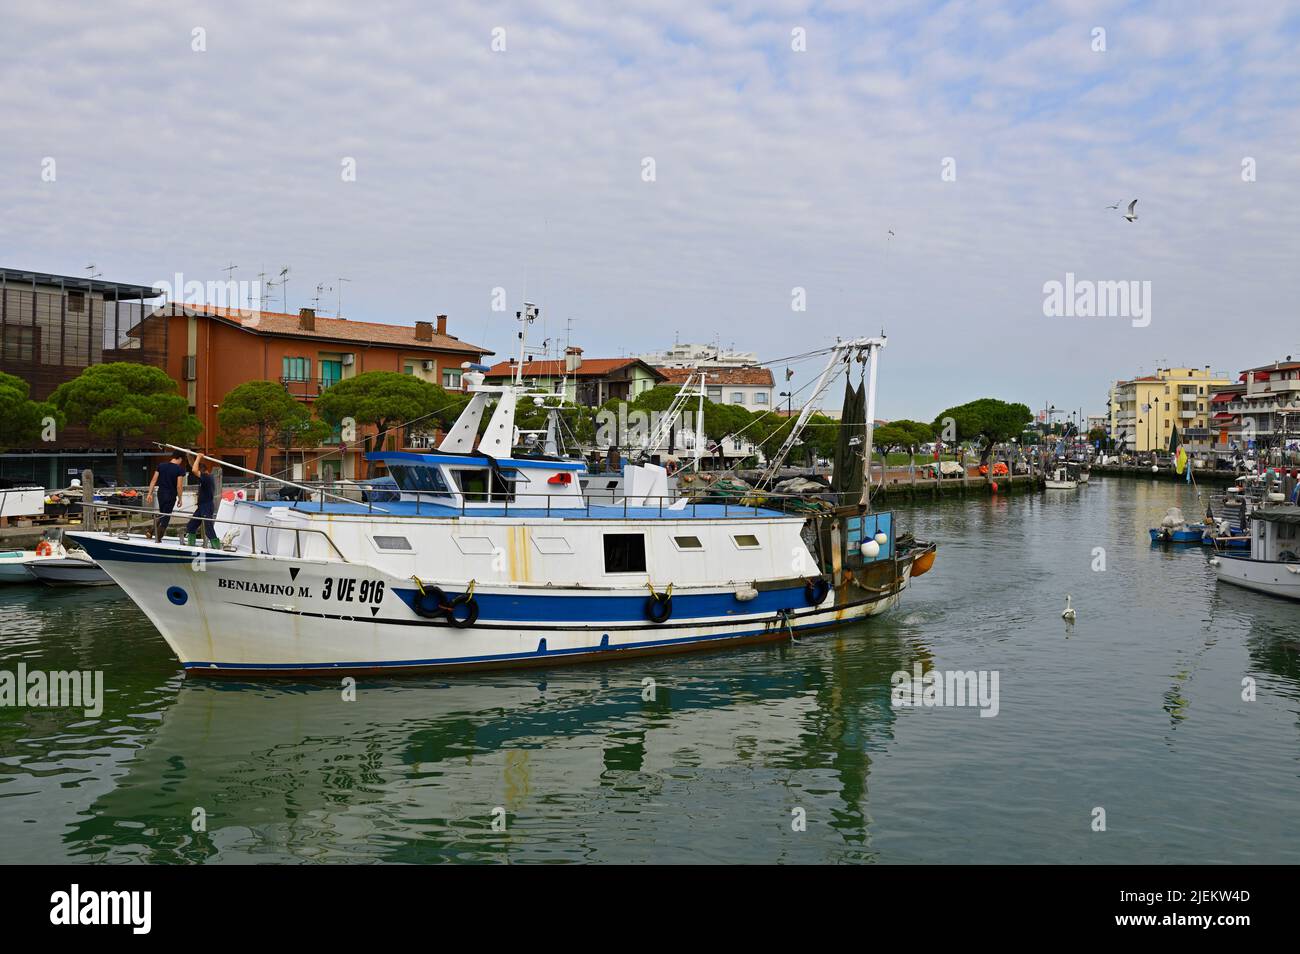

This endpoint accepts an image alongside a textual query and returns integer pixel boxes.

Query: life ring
[805,576,830,605]
[34,540,53,556]
[446,594,480,628]
[412,586,448,619]
[645,592,673,624]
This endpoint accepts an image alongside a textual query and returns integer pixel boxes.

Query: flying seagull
[1105,201,1120,210]
[1124,199,1138,222]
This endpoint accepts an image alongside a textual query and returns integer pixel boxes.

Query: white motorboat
[26,548,116,587]
[1045,466,1078,490]
[0,537,69,583]
[69,321,937,676]
[1209,503,1300,600]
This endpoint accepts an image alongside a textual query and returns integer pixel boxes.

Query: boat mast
[859,335,884,508]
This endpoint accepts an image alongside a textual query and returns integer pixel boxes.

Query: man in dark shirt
[185,453,221,548]
[146,451,186,542]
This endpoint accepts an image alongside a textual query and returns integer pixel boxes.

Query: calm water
[1,477,1297,864]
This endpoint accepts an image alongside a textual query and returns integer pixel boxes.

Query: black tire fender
[446,594,480,628]
[805,576,830,606]
[645,592,673,624]
[413,586,448,619]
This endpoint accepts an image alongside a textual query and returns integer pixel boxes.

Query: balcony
[1180,410,1197,419]
[280,376,341,400]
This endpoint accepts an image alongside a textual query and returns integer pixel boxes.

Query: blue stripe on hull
[393,585,809,623]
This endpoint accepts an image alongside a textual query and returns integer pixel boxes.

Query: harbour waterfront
[1,477,1296,864]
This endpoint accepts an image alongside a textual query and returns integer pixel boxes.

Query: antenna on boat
[514,302,539,385]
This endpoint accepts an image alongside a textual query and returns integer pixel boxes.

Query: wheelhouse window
[387,464,450,495]
[673,535,703,550]
[603,533,646,573]
[372,535,413,551]
[732,533,761,549]
[453,467,519,502]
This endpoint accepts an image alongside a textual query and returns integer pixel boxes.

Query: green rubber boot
[186,532,197,547]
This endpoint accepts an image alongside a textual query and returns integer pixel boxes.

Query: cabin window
[732,533,761,549]
[454,536,497,555]
[603,533,646,573]
[387,464,450,495]
[533,535,573,555]
[673,535,703,550]
[453,468,489,501]
[372,535,413,552]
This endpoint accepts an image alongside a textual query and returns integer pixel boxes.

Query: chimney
[565,345,583,373]
[435,314,447,336]
[414,320,434,342]
[298,307,315,331]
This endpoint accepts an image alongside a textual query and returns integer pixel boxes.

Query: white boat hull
[1044,480,1078,490]
[1212,555,1300,601]
[69,532,908,674]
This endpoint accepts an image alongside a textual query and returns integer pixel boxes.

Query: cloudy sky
[3,0,1298,421]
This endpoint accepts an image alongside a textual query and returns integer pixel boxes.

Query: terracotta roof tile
[657,366,775,387]
[154,303,491,355]
[483,357,666,379]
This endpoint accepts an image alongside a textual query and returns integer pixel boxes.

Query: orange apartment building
[146,303,492,481]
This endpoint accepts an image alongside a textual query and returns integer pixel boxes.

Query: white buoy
[1151,465,1159,473]
[1061,594,1076,621]
[874,532,888,545]
[862,539,881,558]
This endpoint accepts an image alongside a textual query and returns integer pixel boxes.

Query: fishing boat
[69,320,936,676]
[26,548,116,587]
[1044,466,1077,490]
[1209,503,1300,600]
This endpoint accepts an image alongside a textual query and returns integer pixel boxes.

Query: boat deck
[248,500,791,521]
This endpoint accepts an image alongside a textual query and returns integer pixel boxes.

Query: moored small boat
[1209,503,1300,600]
[26,549,116,587]
[1045,466,1077,490]
[0,537,68,583]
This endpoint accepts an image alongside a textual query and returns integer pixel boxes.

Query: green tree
[314,371,451,476]
[50,363,200,484]
[1087,426,1107,444]
[932,398,1032,467]
[275,412,333,478]
[217,380,317,473]
[0,372,60,452]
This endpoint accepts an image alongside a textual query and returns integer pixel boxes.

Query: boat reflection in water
[63,626,925,863]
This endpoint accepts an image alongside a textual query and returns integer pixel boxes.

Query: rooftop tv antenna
[278,266,290,313]
[335,277,351,317]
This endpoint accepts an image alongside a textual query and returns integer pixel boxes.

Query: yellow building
[1109,366,1231,453]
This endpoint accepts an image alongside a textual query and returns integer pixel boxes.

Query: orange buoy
[990,481,999,492]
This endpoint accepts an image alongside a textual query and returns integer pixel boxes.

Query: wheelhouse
[370,451,587,509]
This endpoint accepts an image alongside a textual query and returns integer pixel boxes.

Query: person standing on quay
[185,453,221,548]
[145,451,186,542]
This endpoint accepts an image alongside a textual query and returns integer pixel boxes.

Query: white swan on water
[1062,595,1076,622]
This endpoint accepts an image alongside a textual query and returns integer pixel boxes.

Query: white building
[656,365,776,410]
[637,341,758,368]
